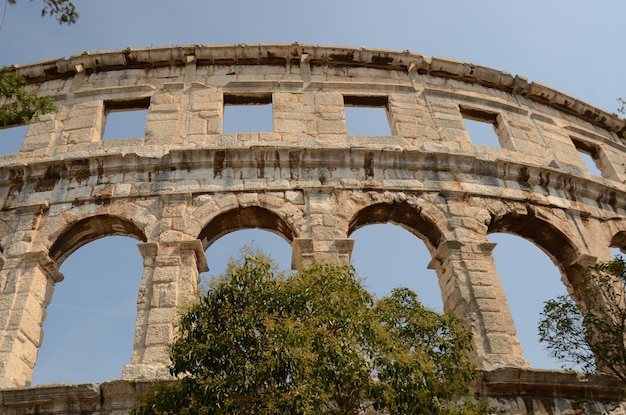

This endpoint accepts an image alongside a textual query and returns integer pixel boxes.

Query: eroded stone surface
[1,45,625,412]
[1,371,624,415]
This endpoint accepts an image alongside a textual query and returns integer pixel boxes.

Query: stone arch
[49,215,147,265]
[487,210,581,288]
[610,231,626,254]
[347,199,446,253]
[198,206,298,250]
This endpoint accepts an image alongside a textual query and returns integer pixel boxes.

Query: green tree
[133,254,492,415]
[0,1,78,128]
[538,257,626,381]
[0,67,56,127]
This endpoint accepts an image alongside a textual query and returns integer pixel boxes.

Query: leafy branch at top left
[1,1,79,128]
[0,67,56,127]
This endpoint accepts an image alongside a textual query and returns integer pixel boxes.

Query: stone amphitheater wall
[1,44,626,413]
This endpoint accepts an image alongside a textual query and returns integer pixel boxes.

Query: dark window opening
[223,94,273,133]
[460,106,501,147]
[102,98,150,140]
[344,95,391,136]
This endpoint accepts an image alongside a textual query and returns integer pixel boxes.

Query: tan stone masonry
[1,44,626,413]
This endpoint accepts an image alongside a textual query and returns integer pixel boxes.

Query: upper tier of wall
[12,43,626,136]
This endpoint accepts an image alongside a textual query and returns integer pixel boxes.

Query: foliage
[7,0,78,24]
[0,0,76,128]
[0,67,56,127]
[133,255,492,415]
[538,257,626,381]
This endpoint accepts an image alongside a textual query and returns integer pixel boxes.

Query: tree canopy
[133,254,491,415]
[0,67,55,127]
[538,256,626,381]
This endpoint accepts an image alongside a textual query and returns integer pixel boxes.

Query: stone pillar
[429,240,528,370]
[20,113,62,156]
[184,82,223,142]
[312,92,347,142]
[0,252,63,388]
[144,87,185,145]
[122,240,207,380]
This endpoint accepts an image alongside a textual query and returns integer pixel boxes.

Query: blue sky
[0,0,624,385]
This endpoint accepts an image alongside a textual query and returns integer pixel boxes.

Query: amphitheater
[0,44,626,414]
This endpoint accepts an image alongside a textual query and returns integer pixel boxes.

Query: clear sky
[0,0,624,385]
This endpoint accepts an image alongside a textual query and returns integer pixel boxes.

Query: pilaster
[429,239,528,370]
[0,251,62,388]
[122,240,207,380]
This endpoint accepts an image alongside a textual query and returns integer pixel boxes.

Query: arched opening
[487,211,578,275]
[348,201,443,251]
[487,212,580,369]
[49,215,147,265]
[488,233,569,369]
[32,236,143,385]
[204,229,292,279]
[348,202,444,311]
[199,206,295,251]
[610,231,626,257]
[351,224,442,311]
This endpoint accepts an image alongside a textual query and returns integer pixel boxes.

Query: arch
[610,231,626,254]
[488,232,568,369]
[49,215,147,265]
[348,200,445,252]
[198,206,297,251]
[33,235,143,385]
[488,211,579,275]
[205,229,293,278]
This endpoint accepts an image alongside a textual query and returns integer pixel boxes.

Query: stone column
[0,251,63,388]
[122,240,207,380]
[429,240,528,370]
[312,92,347,142]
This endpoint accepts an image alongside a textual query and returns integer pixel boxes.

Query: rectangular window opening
[572,138,603,177]
[102,98,150,140]
[460,106,501,148]
[0,124,27,154]
[223,94,273,133]
[344,95,391,136]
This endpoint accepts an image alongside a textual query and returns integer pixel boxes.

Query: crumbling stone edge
[0,369,623,414]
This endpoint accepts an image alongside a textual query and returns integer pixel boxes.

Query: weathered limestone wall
[2,371,625,415]
[1,44,625,413]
